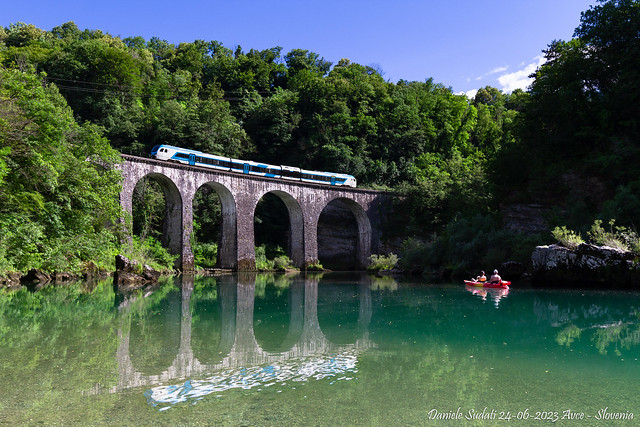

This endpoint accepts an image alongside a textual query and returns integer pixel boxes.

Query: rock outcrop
[0,272,22,289]
[20,269,52,285]
[532,243,640,288]
[113,255,162,293]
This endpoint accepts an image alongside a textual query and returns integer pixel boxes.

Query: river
[0,273,638,425]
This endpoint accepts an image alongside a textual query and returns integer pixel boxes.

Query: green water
[1,273,639,425]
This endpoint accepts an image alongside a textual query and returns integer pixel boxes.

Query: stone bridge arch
[253,189,305,268]
[317,196,372,270]
[193,181,237,269]
[120,171,184,265]
[118,155,390,271]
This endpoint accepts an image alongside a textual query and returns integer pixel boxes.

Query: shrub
[551,226,584,249]
[273,255,294,271]
[255,245,274,270]
[193,242,218,269]
[367,253,398,272]
[306,263,324,271]
[254,245,295,271]
[121,236,177,272]
[551,219,640,253]
[588,219,630,251]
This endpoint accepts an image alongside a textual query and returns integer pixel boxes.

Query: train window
[282,169,301,178]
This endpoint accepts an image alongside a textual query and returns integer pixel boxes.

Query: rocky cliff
[532,243,640,288]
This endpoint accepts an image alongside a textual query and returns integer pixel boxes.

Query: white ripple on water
[144,350,358,409]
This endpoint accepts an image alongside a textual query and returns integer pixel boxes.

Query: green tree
[0,66,123,272]
[504,0,640,226]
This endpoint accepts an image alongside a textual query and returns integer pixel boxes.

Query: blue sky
[3,0,597,96]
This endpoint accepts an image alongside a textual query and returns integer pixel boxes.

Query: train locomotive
[151,145,357,188]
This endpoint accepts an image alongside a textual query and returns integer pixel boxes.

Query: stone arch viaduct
[118,155,390,271]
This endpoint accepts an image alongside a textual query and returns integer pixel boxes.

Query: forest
[1,0,639,277]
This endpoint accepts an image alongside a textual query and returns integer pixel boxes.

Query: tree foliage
[3,2,637,276]
[0,66,123,272]
[504,0,640,227]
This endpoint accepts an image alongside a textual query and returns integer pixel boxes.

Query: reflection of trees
[0,280,120,423]
[555,323,581,347]
[190,277,223,364]
[592,322,636,355]
[128,279,181,376]
[551,307,640,355]
[556,320,640,356]
[192,276,219,301]
[254,272,294,298]
[370,275,398,292]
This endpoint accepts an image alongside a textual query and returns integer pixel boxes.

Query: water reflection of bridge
[112,274,378,392]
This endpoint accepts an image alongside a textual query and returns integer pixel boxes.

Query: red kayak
[464,280,510,289]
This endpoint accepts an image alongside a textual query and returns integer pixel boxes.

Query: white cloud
[472,65,509,83]
[497,56,545,92]
[489,66,508,75]
[464,89,478,99]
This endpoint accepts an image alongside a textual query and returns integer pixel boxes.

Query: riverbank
[0,262,111,290]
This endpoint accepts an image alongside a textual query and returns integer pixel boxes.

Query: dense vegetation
[1,0,639,276]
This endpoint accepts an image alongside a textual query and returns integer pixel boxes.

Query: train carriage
[150,145,357,187]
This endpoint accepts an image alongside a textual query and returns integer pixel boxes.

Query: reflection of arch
[112,274,376,394]
[253,278,305,352]
[190,276,237,364]
[316,279,372,344]
[196,182,237,269]
[318,197,372,269]
[128,288,182,376]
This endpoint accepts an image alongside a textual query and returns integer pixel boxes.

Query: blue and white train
[151,145,357,188]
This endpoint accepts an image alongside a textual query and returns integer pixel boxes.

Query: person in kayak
[474,271,487,282]
[488,269,502,284]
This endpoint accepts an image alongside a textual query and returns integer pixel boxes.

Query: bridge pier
[179,191,195,272]
[235,192,258,270]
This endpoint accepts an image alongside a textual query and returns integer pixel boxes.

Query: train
[151,145,357,188]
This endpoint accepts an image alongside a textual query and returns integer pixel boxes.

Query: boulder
[142,264,161,282]
[0,272,22,289]
[113,255,161,294]
[20,269,52,285]
[82,261,108,280]
[115,255,135,273]
[532,243,640,288]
